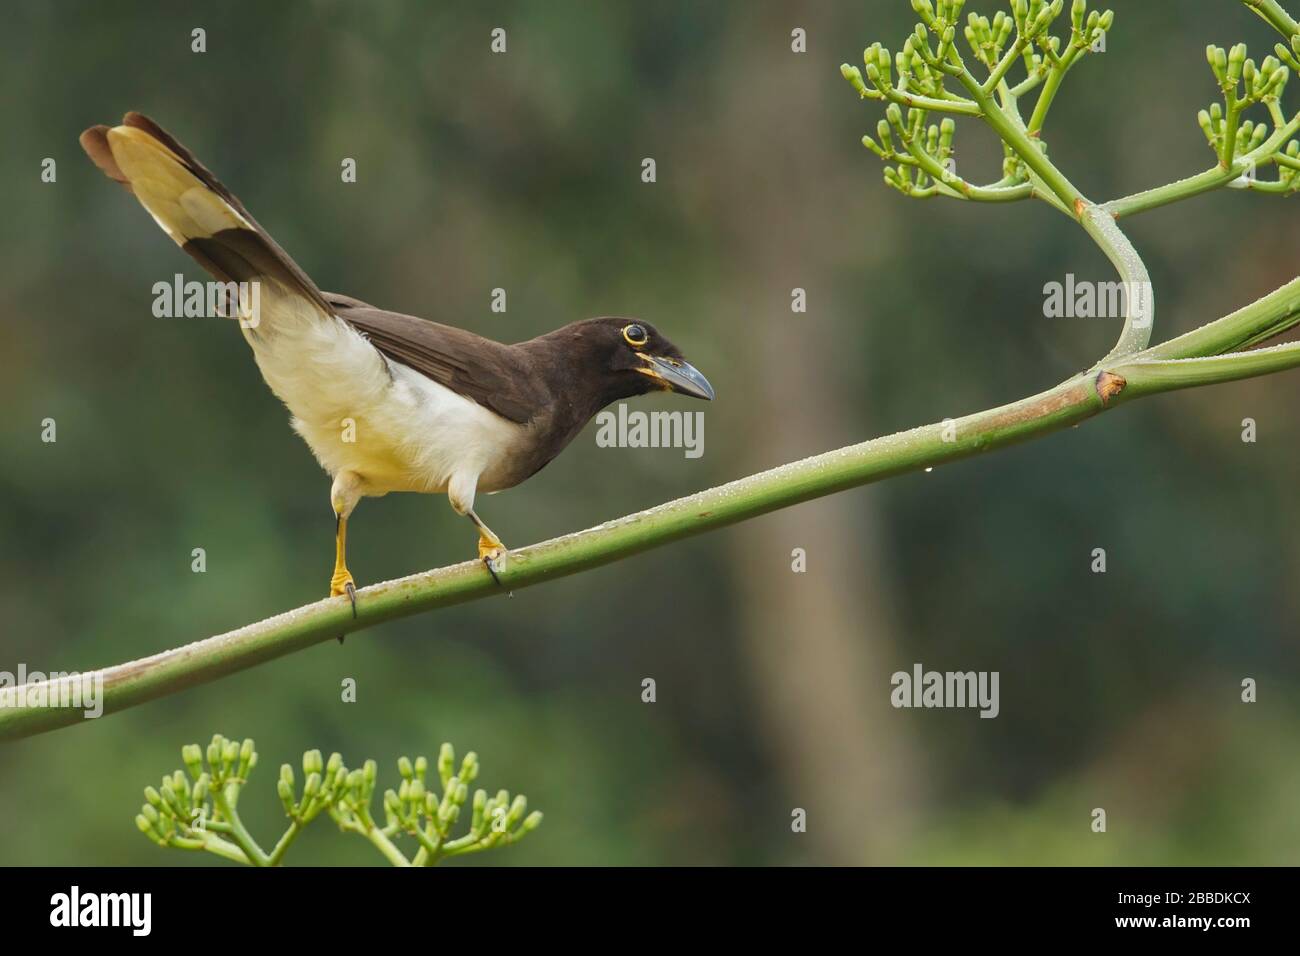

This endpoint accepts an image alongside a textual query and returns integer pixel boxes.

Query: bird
[80,112,714,611]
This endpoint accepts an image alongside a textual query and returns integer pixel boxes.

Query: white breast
[240,287,527,507]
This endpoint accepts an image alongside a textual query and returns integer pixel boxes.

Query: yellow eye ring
[623,323,649,347]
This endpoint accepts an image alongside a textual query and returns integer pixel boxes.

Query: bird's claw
[330,570,358,618]
[478,539,508,587]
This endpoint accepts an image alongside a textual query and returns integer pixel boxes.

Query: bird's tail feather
[79,112,333,320]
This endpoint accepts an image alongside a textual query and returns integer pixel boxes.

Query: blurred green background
[2,0,1299,865]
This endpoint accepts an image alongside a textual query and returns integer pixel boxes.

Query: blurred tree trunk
[698,10,921,863]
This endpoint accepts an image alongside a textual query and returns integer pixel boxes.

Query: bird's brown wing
[325,293,542,425]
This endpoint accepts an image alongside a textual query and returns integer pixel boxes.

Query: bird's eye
[622,323,648,347]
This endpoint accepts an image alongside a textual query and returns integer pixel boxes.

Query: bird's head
[573,317,715,404]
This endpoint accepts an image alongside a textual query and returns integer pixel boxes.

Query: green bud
[1197,109,1215,144]
[521,811,543,833]
[1274,41,1299,73]
[144,785,163,809]
[303,772,322,802]
[1029,0,1057,36]
[277,778,295,815]
[136,814,167,845]
[398,756,414,780]
[1266,67,1289,97]
[459,753,479,785]
[280,763,295,789]
[141,803,160,825]
[1208,45,1228,85]
[505,795,528,829]
[192,774,210,805]
[160,780,181,814]
[877,117,894,148]
[384,789,402,816]
[1012,0,1028,32]
[303,749,323,776]
[471,789,488,834]
[182,744,203,780]
[363,759,377,788]
[438,743,455,788]
[875,45,891,74]
[222,740,239,775]
[1227,43,1247,90]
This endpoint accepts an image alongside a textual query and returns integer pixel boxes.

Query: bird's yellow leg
[467,509,507,584]
[330,513,357,612]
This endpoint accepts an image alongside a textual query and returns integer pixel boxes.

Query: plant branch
[9,277,1300,743]
[1246,0,1300,38]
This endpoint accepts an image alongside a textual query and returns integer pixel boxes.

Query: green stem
[1026,44,1086,135]
[1105,110,1300,218]
[953,61,1087,211]
[0,373,1121,741]
[193,832,251,865]
[1103,165,1243,218]
[1243,0,1300,37]
[265,819,303,867]
[984,39,1031,95]
[212,789,270,866]
[1111,342,1300,400]
[1141,276,1300,360]
[364,825,411,867]
[4,278,1300,745]
[1080,204,1155,360]
[410,824,443,866]
[896,123,1033,202]
[878,87,982,116]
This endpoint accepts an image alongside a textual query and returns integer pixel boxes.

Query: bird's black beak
[639,355,715,401]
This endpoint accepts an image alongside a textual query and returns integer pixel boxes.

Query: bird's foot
[478,536,507,586]
[330,568,358,617]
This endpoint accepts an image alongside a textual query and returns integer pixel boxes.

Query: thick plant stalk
[4,303,1300,743]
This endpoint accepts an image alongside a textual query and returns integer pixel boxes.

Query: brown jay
[80,113,714,608]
